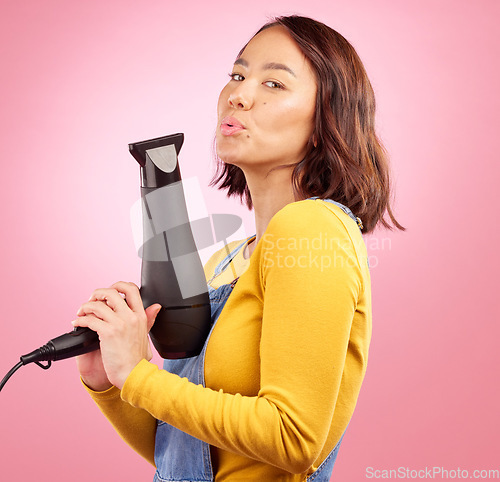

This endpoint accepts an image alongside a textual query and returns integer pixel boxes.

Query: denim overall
[153,198,364,482]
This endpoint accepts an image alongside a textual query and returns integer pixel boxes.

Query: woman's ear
[312,134,318,148]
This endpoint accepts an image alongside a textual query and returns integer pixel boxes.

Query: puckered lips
[220,116,246,136]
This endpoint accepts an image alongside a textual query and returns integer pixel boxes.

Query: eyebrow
[234,57,297,78]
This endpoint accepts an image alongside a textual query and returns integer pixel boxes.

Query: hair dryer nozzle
[129,133,184,188]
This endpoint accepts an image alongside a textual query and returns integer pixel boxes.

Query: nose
[228,85,253,110]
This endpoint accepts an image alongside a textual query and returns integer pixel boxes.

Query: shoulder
[261,199,366,289]
[266,199,355,240]
[258,199,367,298]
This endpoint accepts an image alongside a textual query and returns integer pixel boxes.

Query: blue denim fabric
[153,199,360,481]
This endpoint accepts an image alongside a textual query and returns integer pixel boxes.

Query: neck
[242,165,300,260]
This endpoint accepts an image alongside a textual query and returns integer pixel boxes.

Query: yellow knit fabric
[84,198,372,480]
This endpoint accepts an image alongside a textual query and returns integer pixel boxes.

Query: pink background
[1,0,498,480]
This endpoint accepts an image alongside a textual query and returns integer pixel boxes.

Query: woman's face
[216,26,317,173]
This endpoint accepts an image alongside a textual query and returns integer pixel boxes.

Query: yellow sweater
[84,198,372,480]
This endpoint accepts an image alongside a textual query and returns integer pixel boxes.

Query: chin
[216,146,244,167]
[219,156,243,168]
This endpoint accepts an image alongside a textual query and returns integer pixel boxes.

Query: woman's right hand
[75,285,162,392]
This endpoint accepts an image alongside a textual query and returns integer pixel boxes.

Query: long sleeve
[79,240,248,466]
[120,199,370,476]
[79,241,249,469]
[82,380,157,467]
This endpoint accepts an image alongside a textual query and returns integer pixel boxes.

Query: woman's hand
[74,281,162,391]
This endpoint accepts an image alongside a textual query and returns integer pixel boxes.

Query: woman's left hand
[73,281,162,390]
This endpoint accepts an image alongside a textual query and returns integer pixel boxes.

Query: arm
[82,381,157,467]
[78,243,237,465]
[77,242,240,465]
[120,202,364,473]
[76,298,163,467]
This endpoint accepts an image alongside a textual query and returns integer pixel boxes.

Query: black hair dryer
[129,133,211,359]
[0,133,212,392]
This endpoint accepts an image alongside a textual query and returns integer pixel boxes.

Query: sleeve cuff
[120,358,159,406]
[80,377,121,401]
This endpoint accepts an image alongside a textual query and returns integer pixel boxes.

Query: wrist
[81,376,114,393]
[110,358,144,391]
[121,359,156,406]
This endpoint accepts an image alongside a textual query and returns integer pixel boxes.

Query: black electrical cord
[0,326,99,393]
[0,359,53,392]
[0,361,23,392]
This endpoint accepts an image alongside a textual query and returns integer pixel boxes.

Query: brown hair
[209,15,405,234]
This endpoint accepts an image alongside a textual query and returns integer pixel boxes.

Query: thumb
[145,304,162,330]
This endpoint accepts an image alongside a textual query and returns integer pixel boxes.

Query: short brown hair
[210,15,405,234]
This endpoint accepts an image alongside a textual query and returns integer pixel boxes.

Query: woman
[74,15,404,481]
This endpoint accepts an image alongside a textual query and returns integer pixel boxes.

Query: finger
[110,281,144,313]
[72,313,107,334]
[87,288,129,314]
[144,304,162,331]
[76,300,118,322]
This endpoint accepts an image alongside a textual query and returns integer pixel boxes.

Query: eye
[264,80,284,90]
[228,72,244,81]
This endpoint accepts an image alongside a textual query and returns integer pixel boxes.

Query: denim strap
[307,196,363,232]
